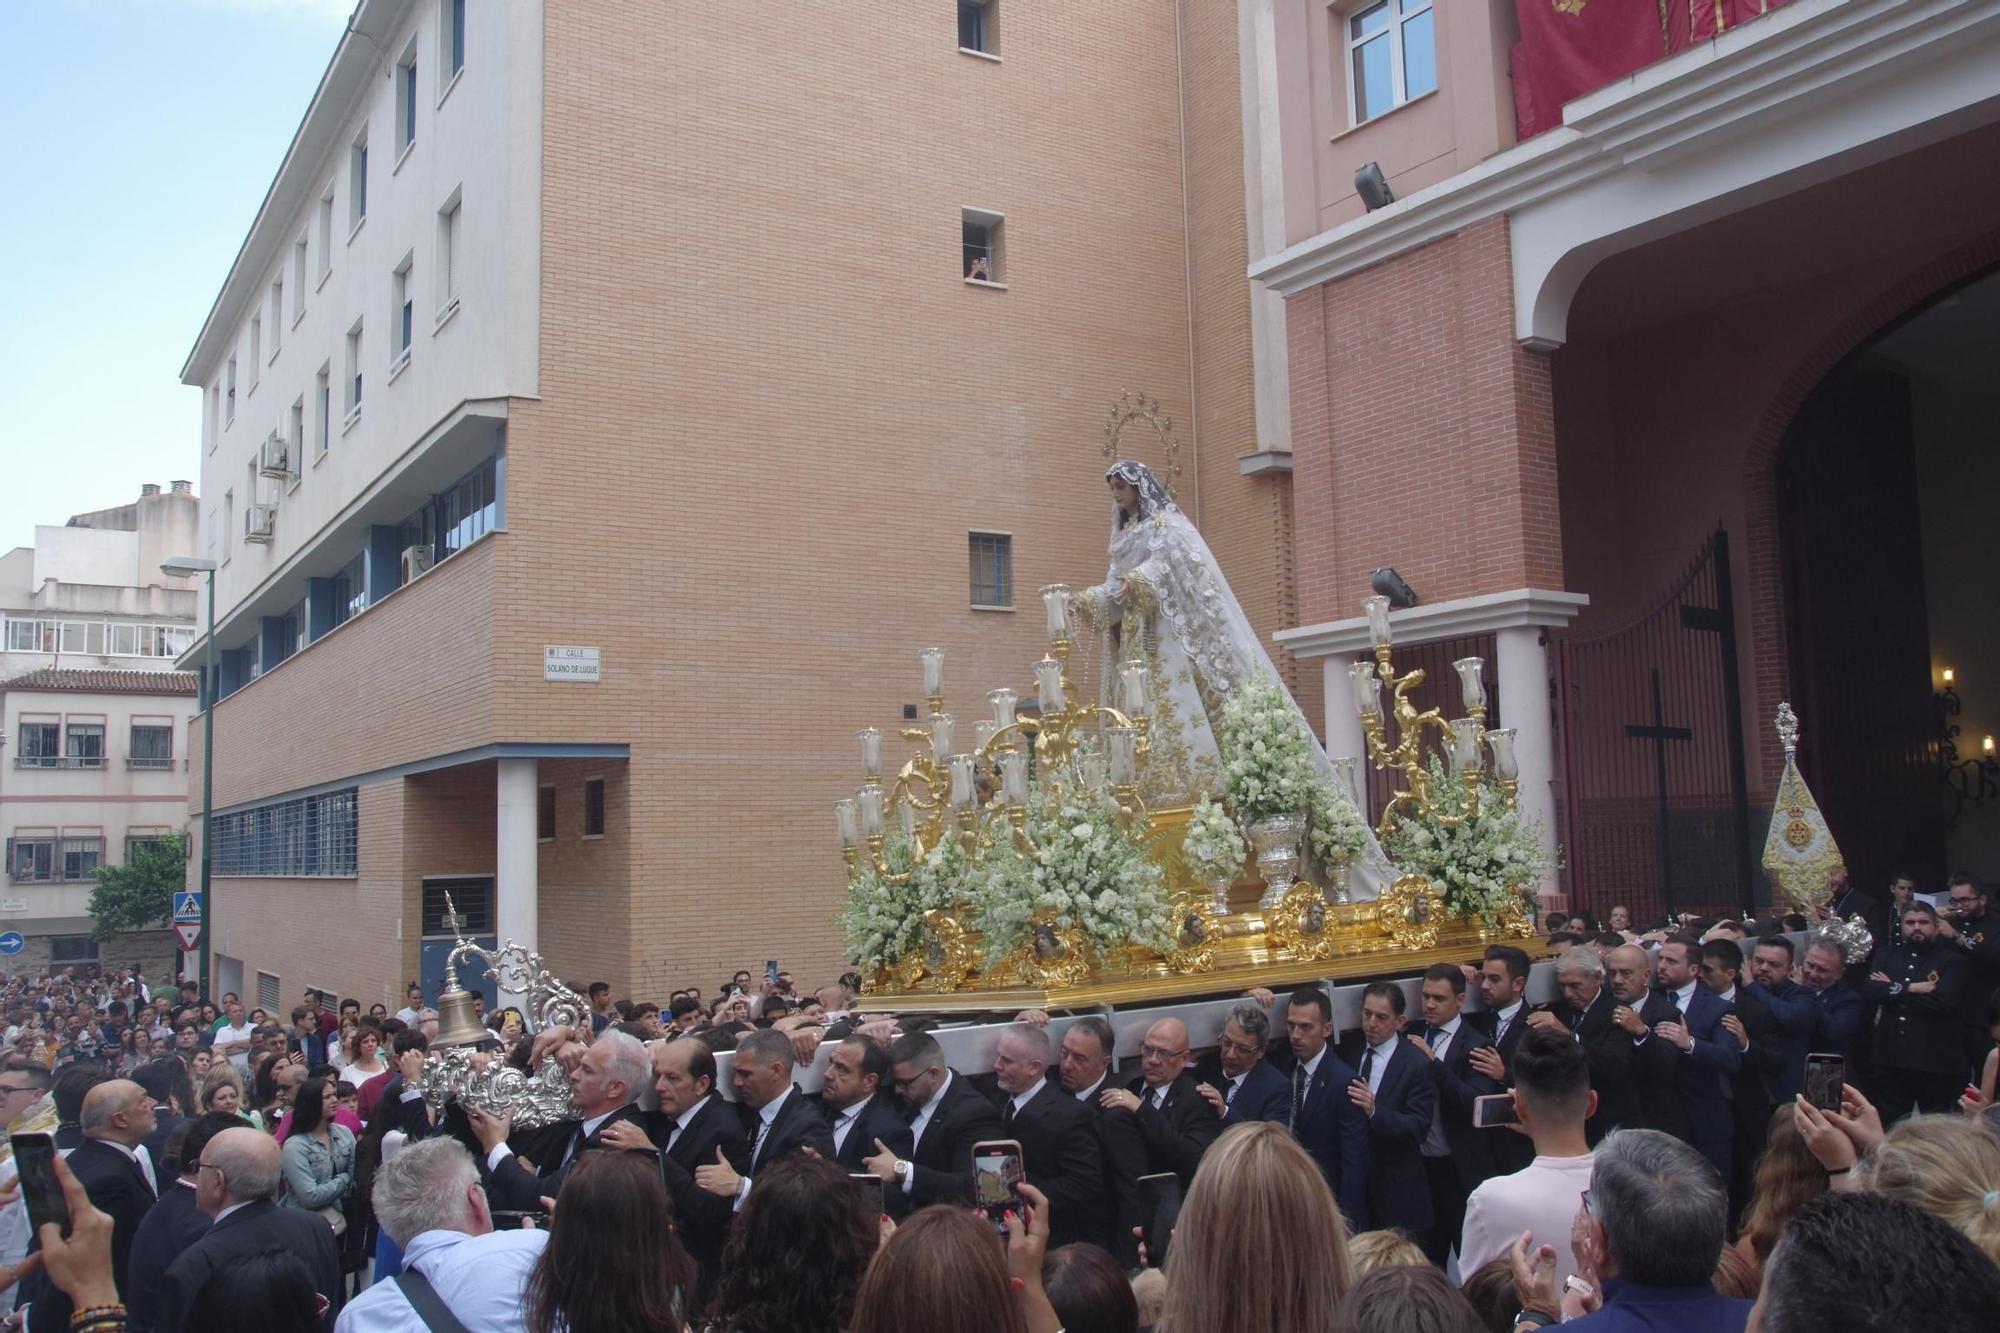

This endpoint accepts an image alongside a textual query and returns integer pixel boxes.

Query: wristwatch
[893,1159,912,1181]
[1513,1313,1556,1329]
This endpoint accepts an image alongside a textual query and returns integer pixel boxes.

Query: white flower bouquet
[1219,672,1368,867]
[1181,794,1247,883]
[838,833,964,974]
[1383,757,1554,924]
[974,759,1174,963]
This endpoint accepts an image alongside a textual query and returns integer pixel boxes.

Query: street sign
[173,923,202,952]
[543,645,602,683]
[172,891,203,922]
[0,932,22,955]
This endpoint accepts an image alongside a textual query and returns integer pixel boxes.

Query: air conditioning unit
[258,432,292,479]
[400,544,435,583]
[245,505,277,544]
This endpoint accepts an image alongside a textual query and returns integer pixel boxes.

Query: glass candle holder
[999,751,1029,805]
[1485,728,1519,780]
[897,799,918,838]
[1118,660,1151,719]
[973,721,996,754]
[1041,584,1072,642]
[858,727,883,779]
[1453,657,1487,713]
[988,688,1017,731]
[1108,727,1138,784]
[1449,717,1486,776]
[929,714,955,766]
[948,754,978,809]
[1363,595,1393,648]
[857,784,886,839]
[920,647,945,697]
[1035,656,1065,713]
[833,799,859,848]
[1331,755,1361,806]
[1349,660,1384,722]
[1080,752,1108,790]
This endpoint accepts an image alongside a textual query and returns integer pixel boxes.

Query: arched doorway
[1775,267,2000,892]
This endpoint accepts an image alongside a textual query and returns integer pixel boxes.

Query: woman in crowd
[1336,1264,1483,1333]
[1347,1229,1429,1275]
[1851,1112,2000,1264]
[525,1151,695,1333]
[850,1194,1061,1333]
[338,1025,389,1086]
[1459,1258,1522,1333]
[329,1014,361,1073]
[1041,1243,1138,1333]
[1734,1103,1828,1278]
[199,1063,261,1128]
[487,1007,528,1042]
[702,1155,878,1333]
[1153,1121,1354,1333]
[279,1077,355,1231]
[187,1047,213,1083]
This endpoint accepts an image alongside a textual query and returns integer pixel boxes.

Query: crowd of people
[1,867,1998,1332]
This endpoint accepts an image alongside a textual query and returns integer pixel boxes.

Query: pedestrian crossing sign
[173,891,203,922]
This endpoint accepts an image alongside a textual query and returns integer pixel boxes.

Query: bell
[432,989,489,1048]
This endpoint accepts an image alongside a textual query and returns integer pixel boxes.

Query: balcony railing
[127,757,179,770]
[12,756,107,770]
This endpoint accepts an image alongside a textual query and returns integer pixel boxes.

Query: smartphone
[850,1171,886,1217]
[1137,1170,1183,1264]
[1803,1053,1845,1113]
[971,1139,1025,1234]
[488,1209,550,1230]
[1473,1093,1521,1128]
[13,1133,68,1238]
[765,959,780,985]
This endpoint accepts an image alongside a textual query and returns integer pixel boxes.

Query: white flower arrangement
[1219,672,1368,867]
[1383,757,1554,924]
[1306,776,1370,868]
[1181,794,1247,883]
[974,758,1174,963]
[838,832,964,974]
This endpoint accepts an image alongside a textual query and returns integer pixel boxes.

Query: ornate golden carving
[1377,874,1444,951]
[990,911,1095,990]
[917,910,977,994]
[1160,894,1219,974]
[1265,882,1339,962]
[1101,393,1183,499]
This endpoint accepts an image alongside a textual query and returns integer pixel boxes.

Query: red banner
[1512,0,1797,140]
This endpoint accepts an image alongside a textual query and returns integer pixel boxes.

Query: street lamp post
[161,556,217,998]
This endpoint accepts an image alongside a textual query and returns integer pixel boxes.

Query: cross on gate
[1624,667,1695,910]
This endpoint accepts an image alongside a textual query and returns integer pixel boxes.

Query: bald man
[15,1079,156,1332]
[1097,1017,1220,1266]
[1606,943,1690,1141]
[155,1127,341,1333]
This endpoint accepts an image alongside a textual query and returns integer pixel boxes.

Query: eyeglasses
[1138,1044,1188,1061]
[1216,1036,1261,1058]
[1580,1189,1596,1216]
[0,1084,39,1096]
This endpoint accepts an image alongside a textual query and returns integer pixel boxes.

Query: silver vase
[1209,875,1235,915]
[1326,856,1352,906]
[1248,814,1307,910]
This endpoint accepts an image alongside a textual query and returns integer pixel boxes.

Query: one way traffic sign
[172,892,202,922]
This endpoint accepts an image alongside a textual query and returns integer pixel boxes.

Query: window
[315,365,331,455]
[349,128,369,231]
[436,191,462,321]
[317,189,335,282]
[130,724,174,769]
[210,787,359,877]
[49,937,98,964]
[223,491,234,559]
[440,0,466,84]
[16,721,58,768]
[1347,0,1434,124]
[6,838,52,883]
[269,279,283,356]
[290,398,305,473]
[59,623,106,655]
[439,454,499,555]
[5,620,48,652]
[257,971,281,1013]
[60,837,103,880]
[65,724,105,769]
[126,833,168,860]
[293,233,308,320]
[161,626,195,657]
[969,532,1013,607]
[392,255,414,366]
[396,43,419,156]
[248,317,260,388]
[225,356,237,424]
[332,553,366,627]
[959,1,998,55]
[207,383,220,452]
[962,208,1005,284]
[584,779,606,837]
[537,786,556,841]
[109,624,138,656]
[345,321,364,420]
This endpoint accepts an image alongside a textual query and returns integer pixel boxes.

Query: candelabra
[835,583,1154,875]
[1348,595,1519,844]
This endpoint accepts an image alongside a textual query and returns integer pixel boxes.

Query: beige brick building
[178,0,1300,1009]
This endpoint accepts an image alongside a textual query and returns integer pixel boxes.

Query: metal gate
[1552,529,1753,924]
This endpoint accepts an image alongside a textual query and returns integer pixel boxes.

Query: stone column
[495,757,540,1015]
[1495,625,1560,902]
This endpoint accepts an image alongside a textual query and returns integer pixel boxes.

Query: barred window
[6,839,53,883]
[130,724,175,768]
[422,877,492,935]
[211,788,358,877]
[60,838,103,881]
[969,532,1012,607]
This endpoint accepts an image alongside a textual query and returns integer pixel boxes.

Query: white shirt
[213,1200,254,1226]
[665,1094,712,1157]
[96,1137,157,1196]
[1009,1077,1046,1117]
[1361,1038,1396,1097]
[1073,1072,1107,1103]
[1673,980,1699,1013]
[1427,1015,1462,1063]
[1490,1001,1524,1048]
[903,1071,956,1195]
[334,1227,548,1333]
[1459,1152,1596,1294]
[215,1020,256,1071]
[734,1087,796,1209]
[394,1006,425,1027]
[830,1099,864,1157]
[485,1108,617,1174]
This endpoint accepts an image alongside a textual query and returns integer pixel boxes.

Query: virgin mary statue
[1071,460,1392,899]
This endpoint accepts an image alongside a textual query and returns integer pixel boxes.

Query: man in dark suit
[18,1079,158,1333]
[1650,935,1742,1186]
[1705,938,1783,1217]
[154,1126,340,1333]
[131,1057,189,1183]
[817,1037,912,1172]
[1338,982,1438,1248]
[1531,945,1639,1143]
[1406,963,1497,1265]
[48,1064,110,1153]
[1939,872,2000,1083]
[864,1031,1003,1208]
[1606,944,1688,1141]
[126,1112,234,1333]
[694,1027,836,1210]
[1269,987,1369,1229]
[1864,900,1971,1118]
[989,1023,1106,1248]
[1800,936,1865,1068]
[1745,935,1819,1100]
[1468,945,1536,1176]
[625,1037,748,1303]
[1194,1003,1291,1126]
[1096,1017,1221,1266]
[466,1028,653,1211]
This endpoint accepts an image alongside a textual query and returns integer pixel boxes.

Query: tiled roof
[0,668,200,696]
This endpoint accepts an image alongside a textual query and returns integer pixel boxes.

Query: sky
[0,0,355,554]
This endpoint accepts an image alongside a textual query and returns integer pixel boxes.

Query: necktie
[1360,1048,1376,1085]
[1225,1077,1239,1106]
[1003,1099,1016,1124]
[560,1123,587,1169]
[751,1115,771,1165]
[664,1118,685,1157]
[1290,1063,1307,1129]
